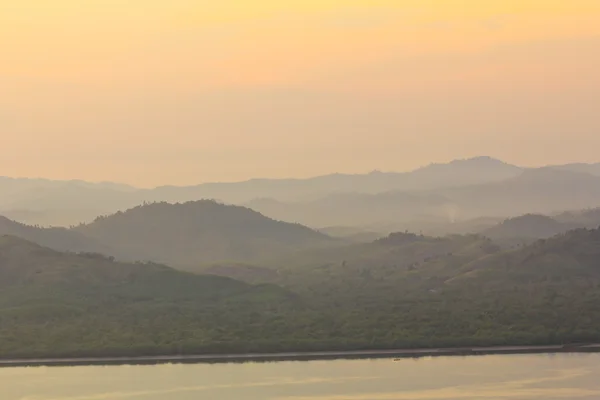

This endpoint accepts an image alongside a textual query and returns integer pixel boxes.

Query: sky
[2,0,600,187]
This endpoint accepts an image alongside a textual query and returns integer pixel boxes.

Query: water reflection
[1,354,599,400]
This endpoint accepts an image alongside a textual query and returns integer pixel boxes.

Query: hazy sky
[2,1,600,186]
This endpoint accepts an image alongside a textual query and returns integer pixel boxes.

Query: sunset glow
[2,1,599,185]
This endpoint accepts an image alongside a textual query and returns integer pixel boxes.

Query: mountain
[434,168,600,219]
[482,214,579,245]
[0,236,300,358]
[378,216,504,237]
[245,192,455,227]
[404,156,522,189]
[4,158,600,228]
[269,228,600,348]
[73,200,336,268]
[243,168,600,229]
[152,156,523,204]
[250,232,502,283]
[554,208,600,228]
[318,226,384,243]
[0,216,107,254]
[0,177,140,226]
[552,163,600,176]
[1,157,523,227]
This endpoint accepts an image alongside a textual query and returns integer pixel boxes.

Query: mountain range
[247,167,600,229]
[3,157,600,227]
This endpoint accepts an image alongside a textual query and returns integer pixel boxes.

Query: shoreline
[2,344,600,368]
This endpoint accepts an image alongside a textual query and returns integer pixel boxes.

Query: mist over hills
[552,162,600,176]
[5,223,600,357]
[75,201,336,267]
[0,216,108,254]
[249,168,600,229]
[4,157,600,228]
[3,157,600,358]
[0,201,336,269]
[245,192,454,228]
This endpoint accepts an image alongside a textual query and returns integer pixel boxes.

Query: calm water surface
[1,354,599,400]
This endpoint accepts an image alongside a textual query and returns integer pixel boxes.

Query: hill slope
[5,226,600,358]
[0,236,301,358]
[0,216,107,254]
[448,228,600,293]
[74,200,335,268]
[276,228,600,347]
[246,192,454,227]
[481,214,581,247]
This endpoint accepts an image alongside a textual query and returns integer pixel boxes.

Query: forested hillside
[0,216,109,254]
[3,228,600,359]
[73,200,336,267]
[0,236,302,358]
[0,201,337,269]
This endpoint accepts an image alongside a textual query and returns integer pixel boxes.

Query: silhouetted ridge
[375,232,428,246]
[483,214,576,240]
[74,200,334,267]
[0,215,106,254]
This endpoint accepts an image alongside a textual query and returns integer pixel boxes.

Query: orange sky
[2,1,600,186]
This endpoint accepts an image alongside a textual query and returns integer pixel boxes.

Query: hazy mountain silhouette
[245,169,600,228]
[0,216,108,254]
[554,207,600,228]
[0,157,522,226]
[551,163,600,176]
[4,158,600,228]
[481,214,580,247]
[435,168,600,219]
[245,192,454,227]
[73,200,335,268]
[151,156,523,204]
[318,226,384,243]
[0,177,140,226]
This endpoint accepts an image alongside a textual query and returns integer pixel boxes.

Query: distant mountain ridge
[248,168,600,228]
[3,157,600,227]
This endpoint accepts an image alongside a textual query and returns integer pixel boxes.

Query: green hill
[0,236,302,358]
[4,227,600,359]
[1,201,337,270]
[0,216,108,254]
[269,229,600,348]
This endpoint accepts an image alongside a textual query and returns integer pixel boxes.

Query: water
[1,353,600,400]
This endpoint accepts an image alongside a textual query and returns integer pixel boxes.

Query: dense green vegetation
[3,226,600,359]
[0,236,305,358]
